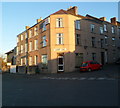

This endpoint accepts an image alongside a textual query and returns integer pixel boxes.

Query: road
[2,64,120,107]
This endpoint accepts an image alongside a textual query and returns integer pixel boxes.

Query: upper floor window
[42,22,46,32]
[90,24,95,32]
[100,39,104,48]
[56,18,63,27]
[56,33,63,45]
[75,20,80,30]
[29,41,32,51]
[105,36,108,45]
[29,30,32,38]
[100,27,103,34]
[34,39,38,50]
[21,45,23,53]
[34,26,38,36]
[42,36,47,47]
[76,34,81,45]
[92,37,95,47]
[21,34,23,41]
[112,37,115,46]
[25,32,27,39]
[104,24,107,32]
[112,26,115,34]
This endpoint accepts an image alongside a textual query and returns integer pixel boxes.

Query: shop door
[58,56,64,72]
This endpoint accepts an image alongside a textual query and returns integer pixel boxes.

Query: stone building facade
[16,6,120,74]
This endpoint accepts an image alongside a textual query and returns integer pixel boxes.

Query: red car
[80,61,102,72]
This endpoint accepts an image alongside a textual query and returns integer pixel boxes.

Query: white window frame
[100,27,103,34]
[105,36,108,45]
[41,55,48,66]
[75,20,80,30]
[90,24,95,32]
[56,18,63,28]
[34,26,38,36]
[42,22,46,32]
[29,41,32,51]
[21,45,23,53]
[25,32,27,39]
[34,55,38,65]
[42,36,47,47]
[56,33,64,45]
[112,37,115,46]
[112,26,115,34]
[29,56,32,66]
[104,24,107,32]
[29,30,32,38]
[21,58,23,66]
[21,34,23,41]
[24,57,26,65]
[34,39,38,50]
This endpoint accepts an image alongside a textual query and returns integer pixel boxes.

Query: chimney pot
[111,17,117,25]
[100,17,106,21]
[26,26,30,30]
[37,17,42,23]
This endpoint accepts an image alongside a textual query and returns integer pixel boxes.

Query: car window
[81,63,88,67]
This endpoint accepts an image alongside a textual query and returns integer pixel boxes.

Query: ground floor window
[92,53,96,61]
[75,53,83,68]
[41,55,48,68]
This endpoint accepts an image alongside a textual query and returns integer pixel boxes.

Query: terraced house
[16,6,120,74]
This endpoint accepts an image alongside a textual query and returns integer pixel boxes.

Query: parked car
[115,58,120,64]
[80,61,102,72]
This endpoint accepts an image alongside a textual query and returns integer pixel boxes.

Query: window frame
[56,33,64,45]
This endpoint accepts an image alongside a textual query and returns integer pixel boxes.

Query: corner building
[16,6,120,74]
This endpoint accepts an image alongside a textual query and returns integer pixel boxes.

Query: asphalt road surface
[2,64,120,107]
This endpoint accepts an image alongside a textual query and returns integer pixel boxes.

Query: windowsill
[75,29,81,30]
[42,46,47,48]
[41,30,46,33]
[55,27,64,28]
[55,44,64,45]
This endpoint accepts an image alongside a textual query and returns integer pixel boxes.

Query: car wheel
[88,68,92,72]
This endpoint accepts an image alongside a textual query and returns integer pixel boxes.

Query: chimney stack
[25,26,30,30]
[100,17,106,21]
[110,17,117,25]
[67,6,78,15]
[37,17,42,23]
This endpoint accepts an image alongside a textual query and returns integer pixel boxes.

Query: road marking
[87,77,96,80]
[41,77,116,81]
[78,77,87,80]
[97,77,106,80]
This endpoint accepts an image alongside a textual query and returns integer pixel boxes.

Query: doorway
[57,55,64,72]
